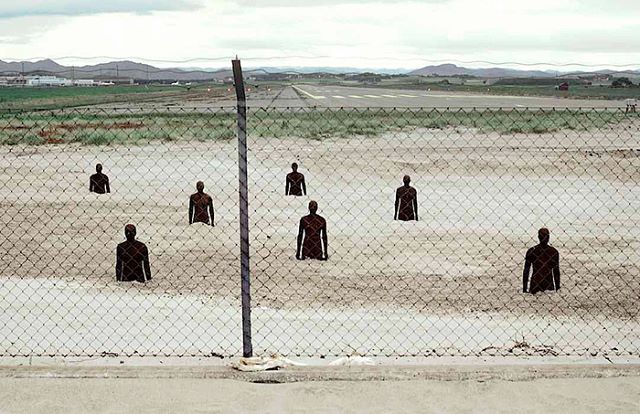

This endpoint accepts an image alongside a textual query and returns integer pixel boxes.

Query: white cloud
[0,0,638,70]
[0,0,202,18]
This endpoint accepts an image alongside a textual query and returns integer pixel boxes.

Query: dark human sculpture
[394,175,418,221]
[116,224,151,283]
[285,163,307,196]
[89,163,110,194]
[189,181,215,226]
[296,200,328,260]
[523,228,560,294]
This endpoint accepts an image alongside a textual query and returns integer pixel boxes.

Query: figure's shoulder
[548,245,559,255]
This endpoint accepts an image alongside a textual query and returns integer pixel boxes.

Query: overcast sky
[0,0,639,70]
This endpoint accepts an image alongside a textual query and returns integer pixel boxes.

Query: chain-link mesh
[0,106,638,358]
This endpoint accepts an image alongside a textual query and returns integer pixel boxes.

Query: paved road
[286,84,628,109]
[1,377,638,413]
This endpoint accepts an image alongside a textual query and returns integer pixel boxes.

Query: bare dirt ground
[1,122,639,356]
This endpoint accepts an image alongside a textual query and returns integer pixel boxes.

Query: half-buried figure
[189,181,215,226]
[296,201,328,261]
[285,163,307,196]
[89,163,110,194]
[523,228,560,294]
[116,224,151,283]
[394,175,418,221]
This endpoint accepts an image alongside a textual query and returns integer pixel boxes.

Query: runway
[284,84,627,108]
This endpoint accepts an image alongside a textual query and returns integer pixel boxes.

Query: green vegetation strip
[0,109,629,145]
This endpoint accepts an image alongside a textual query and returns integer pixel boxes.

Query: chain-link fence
[0,106,638,358]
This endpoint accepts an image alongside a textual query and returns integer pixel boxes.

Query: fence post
[232,58,253,357]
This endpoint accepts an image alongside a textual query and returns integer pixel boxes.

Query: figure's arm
[553,252,560,290]
[89,177,94,193]
[302,176,307,196]
[522,251,531,293]
[105,177,110,193]
[209,198,215,227]
[413,191,418,221]
[116,246,122,281]
[296,220,304,260]
[143,246,152,282]
[321,222,328,260]
[285,176,290,195]
[188,197,194,224]
[394,190,400,220]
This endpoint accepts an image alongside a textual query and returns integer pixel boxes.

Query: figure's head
[124,224,137,241]
[538,228,550,245]
[96,163,103,173]
[403,175,411,186]
[308,200,318,214]
[196,181,205,192]
[292,162,298,172]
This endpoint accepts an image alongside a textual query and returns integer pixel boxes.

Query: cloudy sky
[0,0,638,70]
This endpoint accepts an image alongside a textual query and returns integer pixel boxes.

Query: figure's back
[191,192,212,223]
[526,244,559,293]
[396,186,417,221]
[117,240,149,282]
[90,173,109,194]
[302,214,325,236]
[300,214,326,259]
[287,172,305,196]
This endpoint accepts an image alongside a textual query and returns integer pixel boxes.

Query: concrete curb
[1,364,639,383]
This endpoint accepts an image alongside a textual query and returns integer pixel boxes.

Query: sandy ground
[0,120,639,357]
[0,377,638,413]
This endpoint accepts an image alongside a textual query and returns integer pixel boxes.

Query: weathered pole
[232,58,253,357]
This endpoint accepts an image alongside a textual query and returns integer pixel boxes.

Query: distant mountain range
[409,63,640,78]
[1,59,638,81]
[408,64,557,78]
[0,59,230,81]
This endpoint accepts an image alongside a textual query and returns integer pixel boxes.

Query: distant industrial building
[0,75,107,87]
[25,76,72,87]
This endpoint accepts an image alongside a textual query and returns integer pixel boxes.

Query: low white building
[25,76,72,87]
[73,79,95,87]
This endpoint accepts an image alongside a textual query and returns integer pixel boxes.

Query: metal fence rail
[0,106,638,358]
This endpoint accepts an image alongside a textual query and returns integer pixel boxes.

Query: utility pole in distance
[232,57,253,358]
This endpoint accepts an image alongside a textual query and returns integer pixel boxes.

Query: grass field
[0,84,229,110]
[0,108,634,145]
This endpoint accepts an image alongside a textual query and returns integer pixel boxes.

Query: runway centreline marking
[398,94,418,98]
[348,95,364,99]
[292,85,326,100]
[363,95,382,98]
[332,95,346,99]
[381,94,398,98]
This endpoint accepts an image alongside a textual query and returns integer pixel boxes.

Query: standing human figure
[523,228,560,294]
[89,163,110,194]
[116,224,151,283]
[296,200,328,260]
[285,162,307,196]
[394,175,418,221]
[189,181,215,226]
